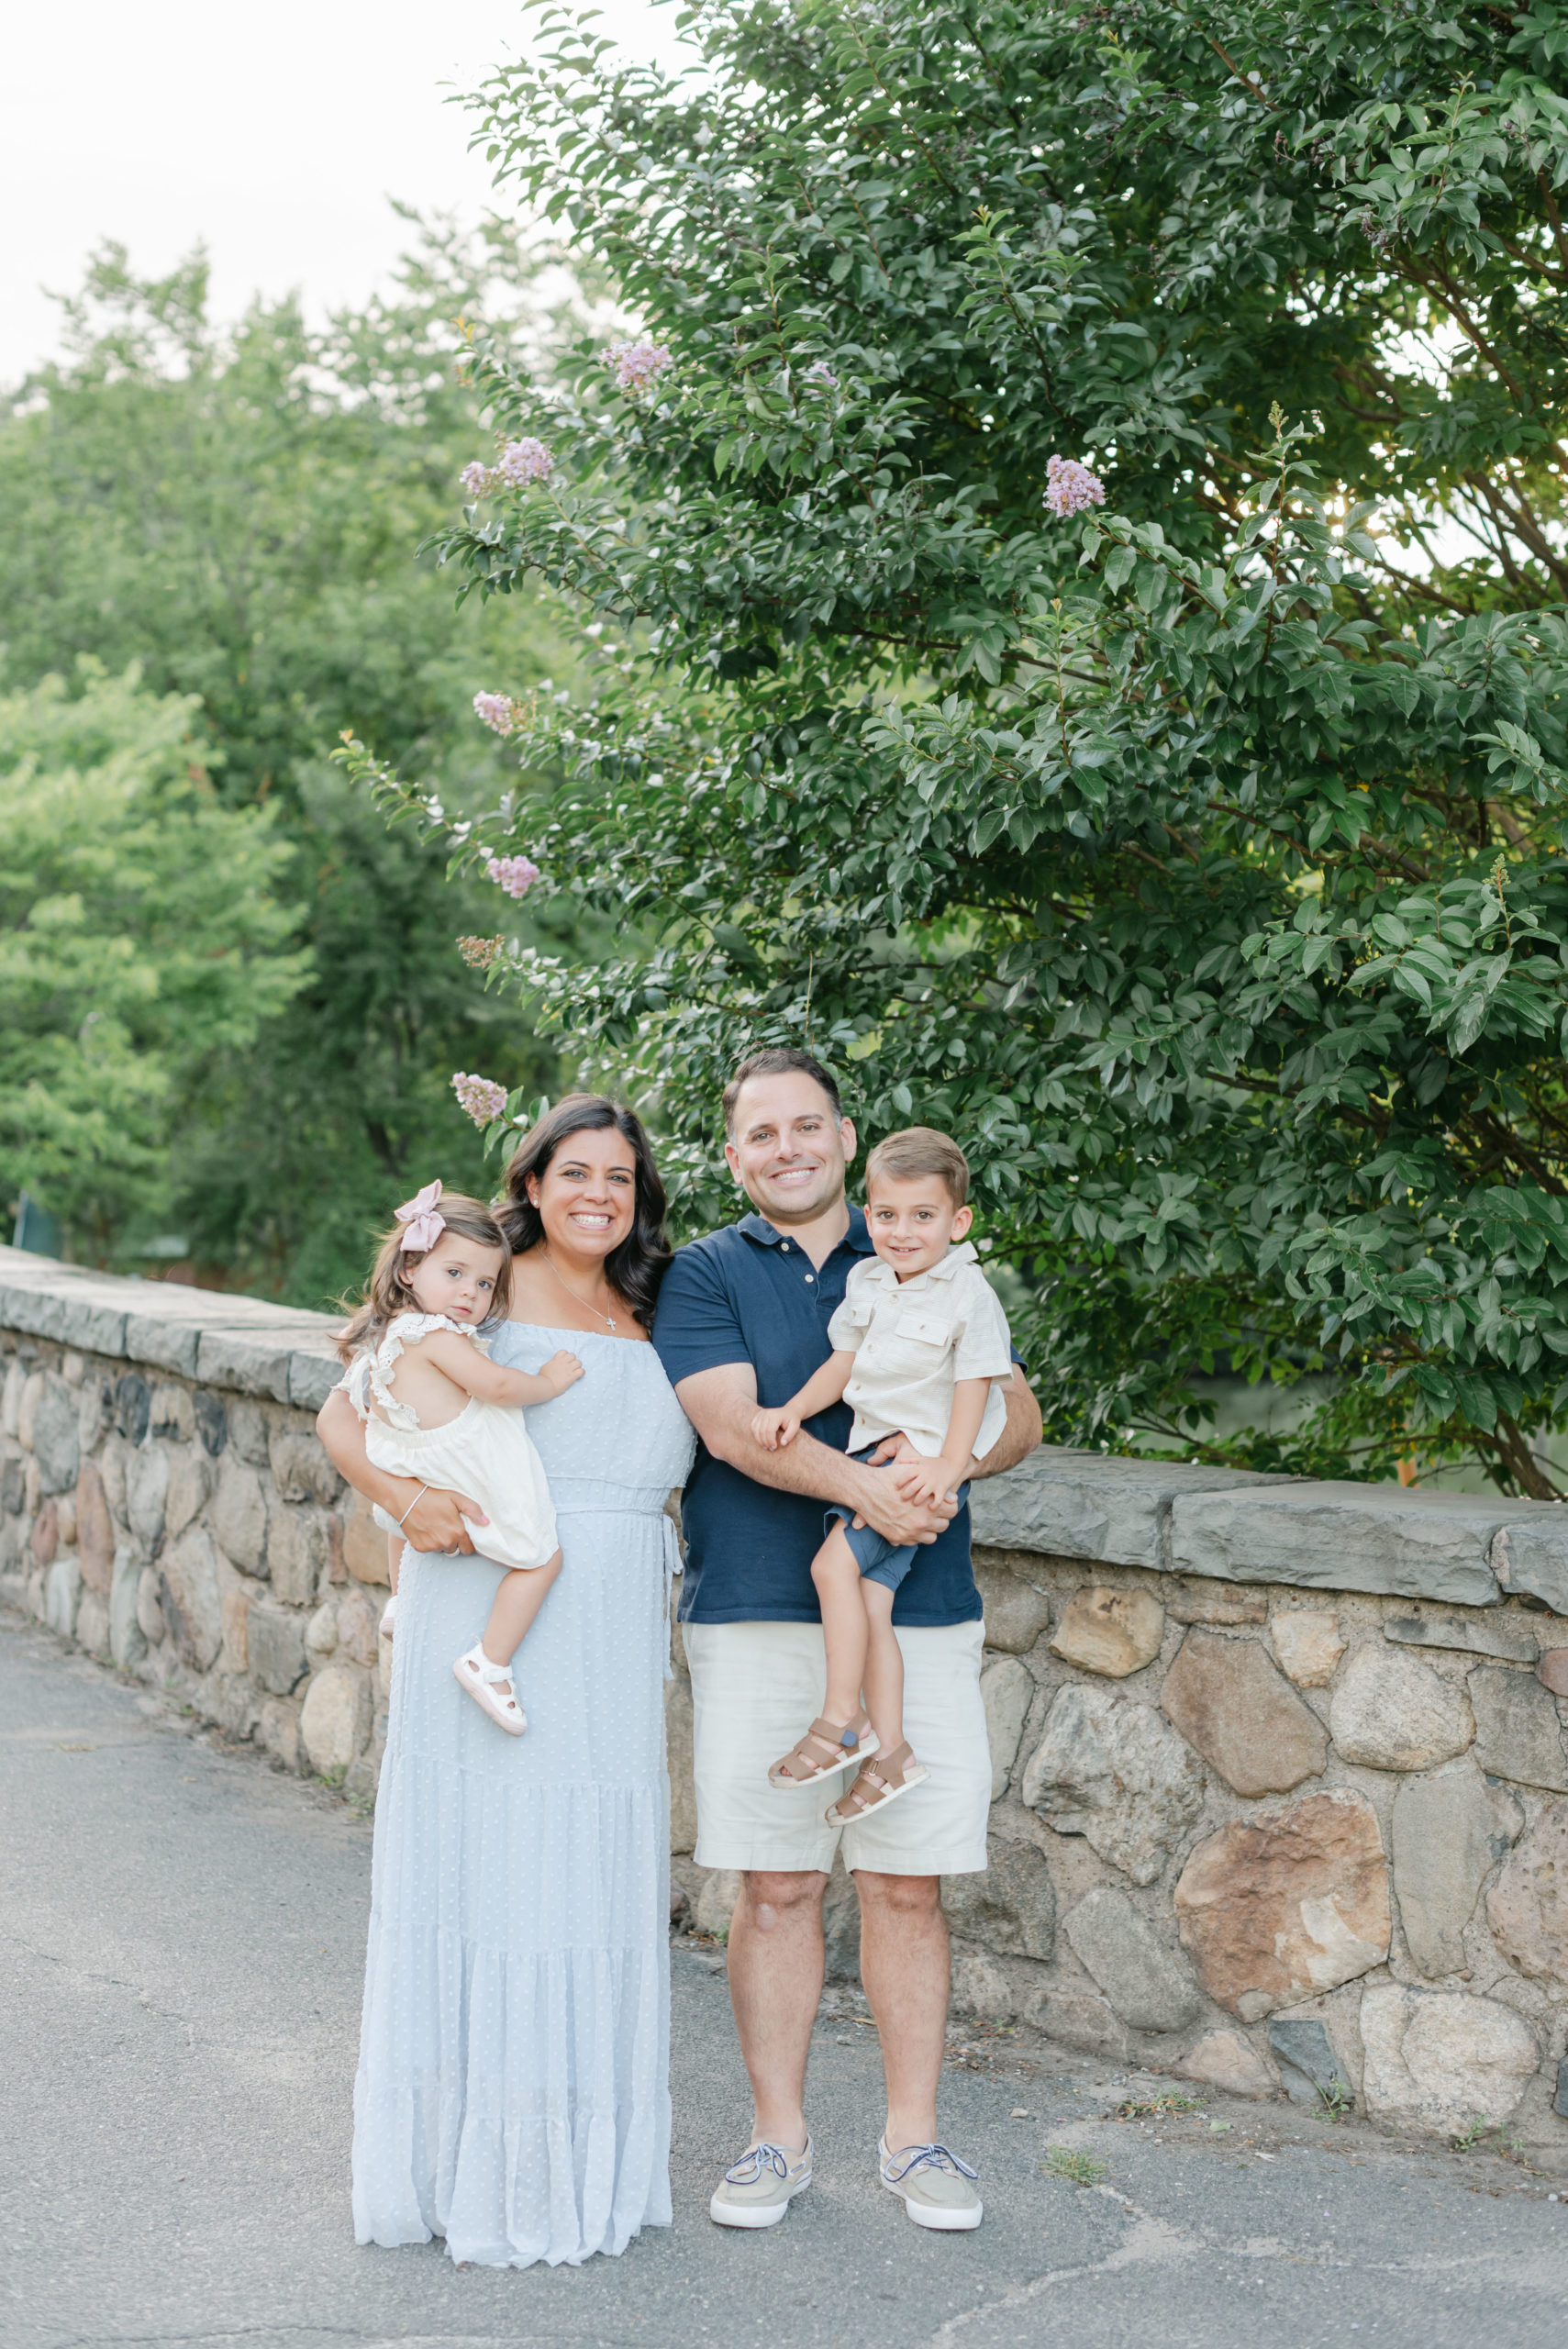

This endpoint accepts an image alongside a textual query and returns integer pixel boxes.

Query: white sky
[1,1,694,387]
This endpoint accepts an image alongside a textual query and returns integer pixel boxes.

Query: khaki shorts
[683,1618,990,1876]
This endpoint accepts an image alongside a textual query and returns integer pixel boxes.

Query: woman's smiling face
[526,1126,639,1262]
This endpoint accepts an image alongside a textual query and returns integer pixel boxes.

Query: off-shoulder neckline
[502,1317,653,1347]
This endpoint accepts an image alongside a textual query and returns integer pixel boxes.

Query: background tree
[0,668,306,1246]
[0,223,596,1300]
[355,0,1568,1494]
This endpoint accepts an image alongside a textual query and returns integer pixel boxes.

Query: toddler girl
[751,1129,1014,1820]
[336,1180,583,1732]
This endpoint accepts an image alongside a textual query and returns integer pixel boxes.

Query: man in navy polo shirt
[653,1048,1042,2232]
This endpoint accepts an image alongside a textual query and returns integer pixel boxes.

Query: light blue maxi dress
[350,1321,695,2268]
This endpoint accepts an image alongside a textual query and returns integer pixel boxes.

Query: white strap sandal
[452,1642,527,1735]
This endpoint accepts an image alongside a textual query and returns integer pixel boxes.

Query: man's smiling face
[724,1069,856,1227]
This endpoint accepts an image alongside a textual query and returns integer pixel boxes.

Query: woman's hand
[404,1485,488,1555]
[316,1392,489,1559]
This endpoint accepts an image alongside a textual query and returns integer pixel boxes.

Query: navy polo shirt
[652,1206,986,1628]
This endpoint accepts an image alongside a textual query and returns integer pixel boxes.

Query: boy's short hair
[864,1127,970,1209]
[722,1047,843,1135]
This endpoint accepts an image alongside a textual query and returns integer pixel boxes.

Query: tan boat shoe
[879,2138,983,2231]
[709,2136,813,2228]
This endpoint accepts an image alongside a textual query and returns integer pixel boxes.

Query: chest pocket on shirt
[895,1308,950,1348]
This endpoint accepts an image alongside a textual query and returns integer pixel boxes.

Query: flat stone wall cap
[120,1314,201,1378]
[50,1293,131,1356]
[288,1351,343,1412]
[195,1331,295,1403]
[1171,1480,1515,1607]
[1492,1515,1568,1617]
[972,1446,1287,1570]
[0,1275,72,1341]
[0,1248,347,1399]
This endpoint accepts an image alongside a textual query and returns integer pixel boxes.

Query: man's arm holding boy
[677,1359,1039,1545]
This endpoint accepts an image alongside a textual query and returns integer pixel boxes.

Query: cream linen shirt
[826,1240,1014,1461]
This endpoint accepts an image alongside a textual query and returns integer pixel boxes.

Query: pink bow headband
[395,1179,446,1253]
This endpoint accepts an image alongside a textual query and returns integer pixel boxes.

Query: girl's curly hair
[336,1192,511,1364]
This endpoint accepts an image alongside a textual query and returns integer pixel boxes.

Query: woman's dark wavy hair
[497,1094,672,1329]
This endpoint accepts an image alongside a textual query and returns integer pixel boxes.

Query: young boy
[750,1126,1015,1820]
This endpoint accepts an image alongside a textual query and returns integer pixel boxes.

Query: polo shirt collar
[737,1205,873,1254]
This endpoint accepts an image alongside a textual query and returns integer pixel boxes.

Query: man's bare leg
[854,1870,948,2149]
[727,1867,828,2149]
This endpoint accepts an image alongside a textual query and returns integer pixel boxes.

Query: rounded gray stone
[1021,1684,1206,1886]
[126,1442,170,1550]
[32,1376,80,1497]
[942,1837,1056,1962]
[972,1557,1051,1653]
[1328,1644,1473,1772]
[1062,1886,1198,2032]
[1391,1760,1520,1978]
[246,1598,309,1696]
[980,1653,1033,1798]
[213,1458,270,1576]
[1468,1664,1568,1793]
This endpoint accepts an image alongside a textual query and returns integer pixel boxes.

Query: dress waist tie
[550,1486,684,1679]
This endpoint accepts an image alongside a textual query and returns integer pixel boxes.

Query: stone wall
[6,1246,1568,2153]
[0,1249,389,1792]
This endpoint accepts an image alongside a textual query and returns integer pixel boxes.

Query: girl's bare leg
[480,1549,564,1699]
[384,1532,401,1595]
[860,1580,906,1755]
[811,1526,871,1725]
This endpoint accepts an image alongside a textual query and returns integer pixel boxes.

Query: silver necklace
[541,1248,618,1332]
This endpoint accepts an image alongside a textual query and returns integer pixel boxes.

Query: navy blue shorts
[825,1451,971,1595]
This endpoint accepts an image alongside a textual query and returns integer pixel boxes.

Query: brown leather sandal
[768,1714,879,1790]
[824,1742,929,1822]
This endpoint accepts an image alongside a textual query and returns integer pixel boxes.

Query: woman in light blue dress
[317,1097,694,2268]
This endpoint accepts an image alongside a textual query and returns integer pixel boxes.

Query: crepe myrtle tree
[341,0,1568,1495]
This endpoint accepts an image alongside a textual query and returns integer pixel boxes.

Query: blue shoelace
[724,2142,803,2185]
[884,2143,979,2184]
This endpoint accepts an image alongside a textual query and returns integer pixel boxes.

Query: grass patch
[1044,2147,1108,2186]
[1116,2094,1199,2121]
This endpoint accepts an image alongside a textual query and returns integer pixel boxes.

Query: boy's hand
[751,1407,802,1452]
[539,1349,585,1396]
[898,1454,965,1506]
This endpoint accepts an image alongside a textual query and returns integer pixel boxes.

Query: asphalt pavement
[5,1601,1568,2349]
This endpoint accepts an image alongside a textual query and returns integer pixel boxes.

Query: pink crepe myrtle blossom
[459,459,494,497]
[803,361,839,388]
[1044,455,1106,517]
[486,852,540,899]
[605,339,673,396]
[473,692,518,736]
[496,437,555,486]
[451,1072,509,1128]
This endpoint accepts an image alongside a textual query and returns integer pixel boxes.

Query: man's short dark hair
[722,1047,843,1136]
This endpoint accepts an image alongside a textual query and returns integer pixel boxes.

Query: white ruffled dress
[341,1311,558,1571]
[350,1320,695,2268]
